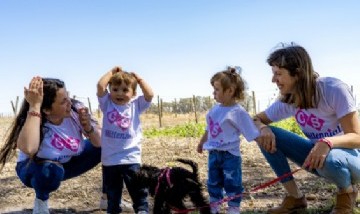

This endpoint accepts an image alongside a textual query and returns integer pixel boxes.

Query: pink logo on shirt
[295,109,324,131]
[51,133,80,152]
[209,116,223,138]
[107,109,131,130]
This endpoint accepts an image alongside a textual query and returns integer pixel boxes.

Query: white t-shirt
[203,103,260,156]
[98,92,150,166]
[265,77,356,142]
[17,109,94,163]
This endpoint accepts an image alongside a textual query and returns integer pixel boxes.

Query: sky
[1,1,360,116]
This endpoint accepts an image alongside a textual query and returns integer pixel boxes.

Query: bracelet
[318,138,333,149]
[28,111,42,119]
[84,125,94,134]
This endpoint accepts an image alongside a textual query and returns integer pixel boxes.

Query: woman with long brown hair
[254,43,360,214]
[0,76,102,214]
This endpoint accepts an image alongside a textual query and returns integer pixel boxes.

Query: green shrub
[271,117,304,136]
[143,117,304,138]
[144,122,206,138]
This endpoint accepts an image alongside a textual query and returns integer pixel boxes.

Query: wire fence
[2,87,360,128]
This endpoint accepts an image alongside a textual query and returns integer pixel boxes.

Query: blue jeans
[16,139,101,200]
[207,150,243,207]
[103,163,148,214]
[261,126,360,189]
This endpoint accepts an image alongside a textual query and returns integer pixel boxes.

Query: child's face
[212,80,234,106]
[109,82,135,105]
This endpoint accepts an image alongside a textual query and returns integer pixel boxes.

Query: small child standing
[97,66,154,214]
[197,67,260,214]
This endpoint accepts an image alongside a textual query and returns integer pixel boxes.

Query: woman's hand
[24,76,43,109]
[78,107,92,133]
[256,127,277,153]
[303,142,330,170]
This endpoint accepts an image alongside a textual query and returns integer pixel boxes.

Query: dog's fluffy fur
[136,158,210,214]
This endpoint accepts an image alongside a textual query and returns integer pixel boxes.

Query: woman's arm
[303,111,360,170]
[17,77,43,157]
[253,111,277,153]
[326,111,360,148]
[78,107,101,147]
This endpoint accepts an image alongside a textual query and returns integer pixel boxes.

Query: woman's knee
[33,162,64,190]
[316,150,349,181]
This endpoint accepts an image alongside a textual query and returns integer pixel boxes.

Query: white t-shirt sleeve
[98,91,110,111]
[322,78,357,119]
[265,100,295,122]
[231,107,260,142]
[135,95,151,114]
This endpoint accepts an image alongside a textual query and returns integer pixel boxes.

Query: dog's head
[135,164,161,189]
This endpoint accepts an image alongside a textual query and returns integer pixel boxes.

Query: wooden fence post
[11,96,19,115]
[157,96,162,128]
[192,95,198,123]
[252,91,257,115]
[174,98,177,118]
[87,97,92,115]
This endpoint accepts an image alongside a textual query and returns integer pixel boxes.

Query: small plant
[271,117,304,136]
[144,122,206,138]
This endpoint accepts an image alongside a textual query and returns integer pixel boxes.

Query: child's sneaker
[99,196,133,211]
[33,198,50,214]
[227,206,240,214]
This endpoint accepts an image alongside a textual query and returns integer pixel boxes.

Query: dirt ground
[0,116,358,214]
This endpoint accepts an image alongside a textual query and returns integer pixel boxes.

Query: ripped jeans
[207,150,243,208]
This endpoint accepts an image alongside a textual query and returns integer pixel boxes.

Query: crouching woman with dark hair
[0,76,102,214]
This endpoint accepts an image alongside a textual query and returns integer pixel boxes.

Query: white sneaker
[227,206,240,214]
[33,198,50,214]
[99,197,133,211]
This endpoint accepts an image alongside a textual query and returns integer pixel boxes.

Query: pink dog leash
[171,167,303,213]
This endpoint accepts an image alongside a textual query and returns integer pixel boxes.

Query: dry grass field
[0,114,355,213]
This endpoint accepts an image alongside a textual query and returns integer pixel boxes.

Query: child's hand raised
[111,66,122,75]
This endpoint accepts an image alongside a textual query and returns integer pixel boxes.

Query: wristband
[84,125,94,134]
[28,111,42,119]
[318,138,333,149]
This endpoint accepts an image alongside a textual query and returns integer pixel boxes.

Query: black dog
[136,158,211,214]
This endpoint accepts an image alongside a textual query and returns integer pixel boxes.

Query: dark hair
[267,43,319,108]
[210,67,246,101]
[0,78,80,171]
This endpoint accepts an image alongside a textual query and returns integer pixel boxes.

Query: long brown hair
[267,43,319,109]
[0,78,80,171]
